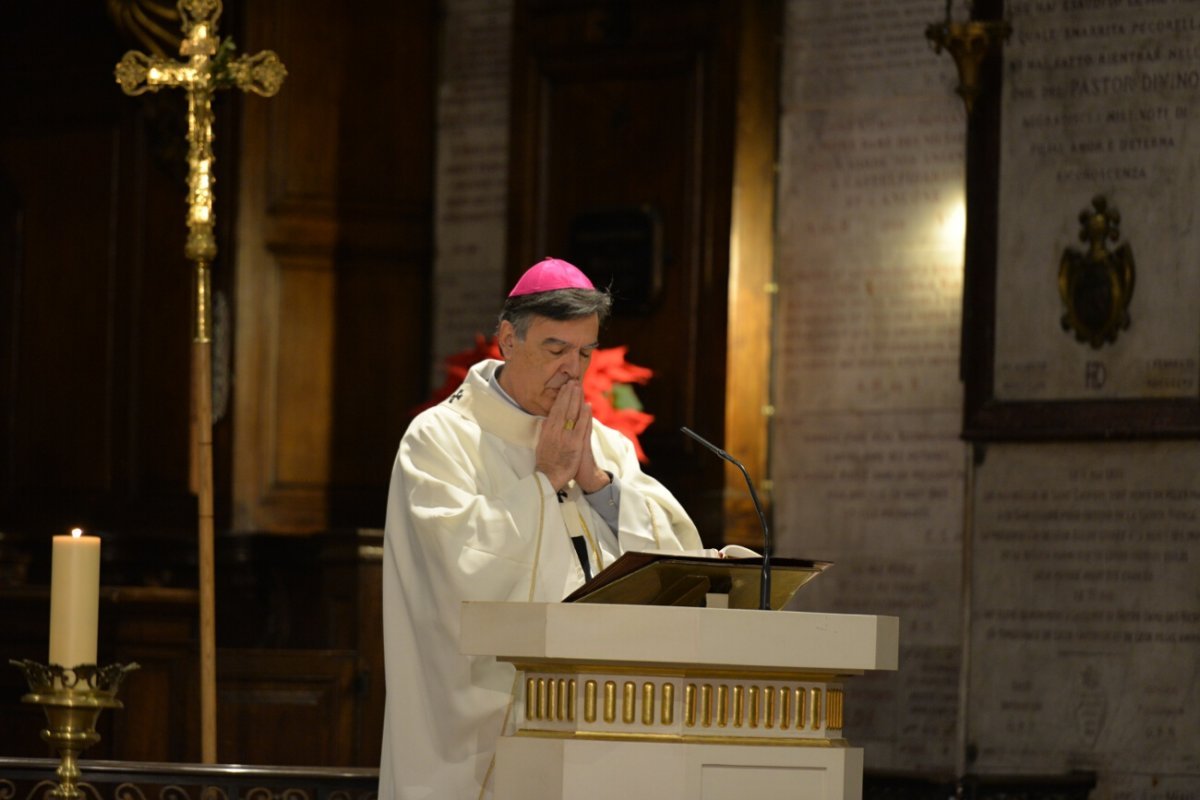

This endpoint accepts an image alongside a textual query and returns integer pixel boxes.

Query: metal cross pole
[114,0,285,764]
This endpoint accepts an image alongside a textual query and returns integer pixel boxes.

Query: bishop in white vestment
[379,259,701,799]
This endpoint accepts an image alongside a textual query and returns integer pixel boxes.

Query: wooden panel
[232,0,333,533]
[723,0,781,547]
[233,0,434,533]
[263,9,343,214]
[107,588,200,762]
[509,0,740,538]
[274,258,335,488]
[4,129,122,492]
[316,532,385,764]
[329,257,428,508]
[352,545,384,763]
[0,588,59,760]
[216,649,358,767]
[0,171,20,496]
[211,531,384,765]
[0,0,198,538]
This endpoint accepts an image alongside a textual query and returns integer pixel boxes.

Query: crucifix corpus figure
[114,0,285,764]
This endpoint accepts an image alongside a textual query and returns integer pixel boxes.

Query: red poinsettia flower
[418,334,501,412]
[417,335,655,461]
[579,345,654,462]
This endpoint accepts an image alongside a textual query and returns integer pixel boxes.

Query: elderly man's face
[497,314,600,416]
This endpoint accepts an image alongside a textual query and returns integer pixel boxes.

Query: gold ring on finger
[564,419,576,431]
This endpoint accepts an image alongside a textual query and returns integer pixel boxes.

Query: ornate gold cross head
[114,0,285,276]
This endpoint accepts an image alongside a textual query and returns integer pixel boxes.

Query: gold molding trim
[509,662,857,682]
[513,729,852,748]
[520,673,846,742]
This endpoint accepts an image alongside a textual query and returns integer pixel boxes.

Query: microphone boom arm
[681,426,773,610]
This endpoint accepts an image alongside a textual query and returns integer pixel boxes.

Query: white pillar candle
[48,528,101,666]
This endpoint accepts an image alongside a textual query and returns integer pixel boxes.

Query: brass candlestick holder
[10,659,139,800]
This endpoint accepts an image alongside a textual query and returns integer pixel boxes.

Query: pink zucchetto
[507,257,595,297]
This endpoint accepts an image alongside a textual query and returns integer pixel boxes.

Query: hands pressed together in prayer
[536,379,611,493]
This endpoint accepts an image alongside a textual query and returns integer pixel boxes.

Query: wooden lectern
[461,568,899,800]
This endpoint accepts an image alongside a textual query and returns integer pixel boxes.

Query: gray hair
[498,288,613,339]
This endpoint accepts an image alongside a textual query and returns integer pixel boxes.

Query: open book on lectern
[562,550,832,611]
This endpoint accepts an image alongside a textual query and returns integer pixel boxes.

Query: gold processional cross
[114,0,285,764]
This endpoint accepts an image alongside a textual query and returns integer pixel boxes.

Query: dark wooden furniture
[1,531,383,768]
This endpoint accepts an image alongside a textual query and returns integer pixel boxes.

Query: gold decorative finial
[925,1,1011,113]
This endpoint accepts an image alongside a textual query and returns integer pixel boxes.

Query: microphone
[680,426,772,611]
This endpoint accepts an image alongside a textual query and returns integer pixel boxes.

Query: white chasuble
[378,359,701,799]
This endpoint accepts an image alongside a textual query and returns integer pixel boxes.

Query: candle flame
[70,527,83,538]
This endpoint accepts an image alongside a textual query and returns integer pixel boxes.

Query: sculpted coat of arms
[1058,195,1136,348]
